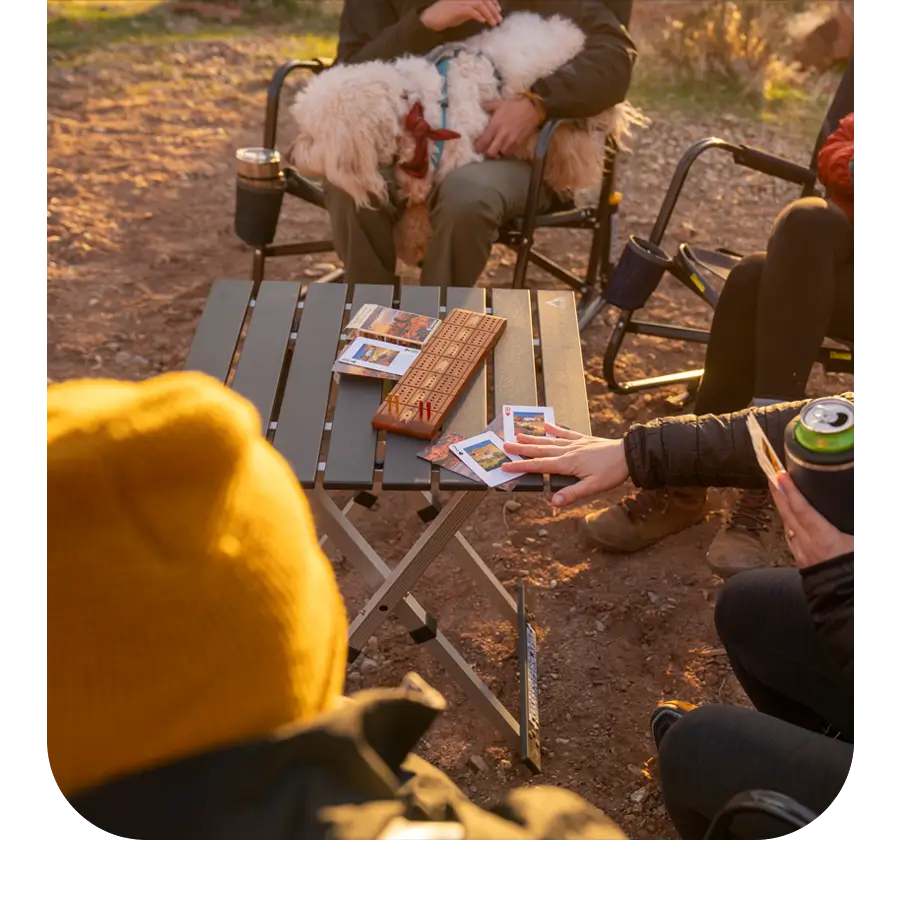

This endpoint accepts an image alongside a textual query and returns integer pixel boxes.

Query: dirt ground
[48,29,852,839]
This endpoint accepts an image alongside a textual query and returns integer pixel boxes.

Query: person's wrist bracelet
[520,90,547,124]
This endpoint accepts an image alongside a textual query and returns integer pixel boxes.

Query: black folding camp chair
[238,1,635,308]
[592,57,854,395]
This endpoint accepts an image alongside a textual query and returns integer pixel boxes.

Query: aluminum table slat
[323,284,396,490]
[273,283,347,487]
[490,288,543,492]
[381,285,442,490]
[183,280,252,381]
[229,281,299,433]
[535,289,591,492]
[438,287,489,491]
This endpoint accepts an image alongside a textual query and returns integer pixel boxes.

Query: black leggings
[658,569,853,839]
[694,198,853,416]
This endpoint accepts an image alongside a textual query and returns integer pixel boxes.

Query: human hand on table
[771,471,854,568]
[501,423,630,508]
[420,0,503,32]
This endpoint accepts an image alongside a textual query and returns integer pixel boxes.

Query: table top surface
[185,280,590,492]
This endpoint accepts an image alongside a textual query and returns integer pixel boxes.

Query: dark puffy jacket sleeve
[623,394,853,490]
[801,552,853,685]
[336,0,443,64]
[531,1,636,118]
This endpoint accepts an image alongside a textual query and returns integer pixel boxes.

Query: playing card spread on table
[449,432,524,488]
[502,405,556,442]
[747,413,786,491]
[417,431,480,483]
[334,337,419,378]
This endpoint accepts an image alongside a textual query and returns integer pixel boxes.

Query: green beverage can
[784,397,853,534]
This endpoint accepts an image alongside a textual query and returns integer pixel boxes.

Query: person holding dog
[325,0,636,286]
[501,398,853,838]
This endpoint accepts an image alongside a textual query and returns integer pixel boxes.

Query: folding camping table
[184,280,591,771]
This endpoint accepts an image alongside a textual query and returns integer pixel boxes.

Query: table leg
[345,490,485,648]
[419,491,518,626]
[308,487,519,746]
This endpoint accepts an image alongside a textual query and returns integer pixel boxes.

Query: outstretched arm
[502,395,853,508]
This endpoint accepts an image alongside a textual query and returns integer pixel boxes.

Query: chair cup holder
[235,178,286,247]
[603,236,673,311]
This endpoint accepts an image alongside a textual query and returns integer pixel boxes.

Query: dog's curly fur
[290,11,645,265]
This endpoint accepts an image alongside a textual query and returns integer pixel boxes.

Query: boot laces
[728,489,772,534]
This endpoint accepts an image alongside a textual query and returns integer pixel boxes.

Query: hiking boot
[706,488,776,579]
[650,699,698,749]
[579,487,708,554]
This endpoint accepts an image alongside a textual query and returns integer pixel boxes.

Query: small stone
[555,738,570,745]
[646,590,661,605]
[359,657,378,673]
[626,764,643,777]
[549,580,558,589]
[503,500,522,513]
[346,670,362,683]
[366,636,379,652]
[549,672,560,680]
[466,753,488,774]
[491,542,503,549]
[630,786,649,804]
[537,529,549,537]
[595,619,606,633]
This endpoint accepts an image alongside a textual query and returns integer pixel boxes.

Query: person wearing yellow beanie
[49,373,625,840]
[48,372,348,797]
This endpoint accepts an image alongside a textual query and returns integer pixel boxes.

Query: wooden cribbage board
[371,308,507,439]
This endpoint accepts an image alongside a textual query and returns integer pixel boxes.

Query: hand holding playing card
[502,423,630,508]
[770,471,853,568]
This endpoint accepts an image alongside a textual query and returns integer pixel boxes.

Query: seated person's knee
[771,197,843,248]
[713,570,759,645]
[432,169,498,226]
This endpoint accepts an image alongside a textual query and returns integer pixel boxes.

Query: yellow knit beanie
[48,373,348,797]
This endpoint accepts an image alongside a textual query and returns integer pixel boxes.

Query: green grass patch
[48,0,341,56]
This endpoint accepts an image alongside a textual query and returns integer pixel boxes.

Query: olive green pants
[324,159,552,287]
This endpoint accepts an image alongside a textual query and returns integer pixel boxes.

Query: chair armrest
[262,58,335,150]
[732,144,816,188]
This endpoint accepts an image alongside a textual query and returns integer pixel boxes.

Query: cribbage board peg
[427,401,432,421]
[418,400,424,420]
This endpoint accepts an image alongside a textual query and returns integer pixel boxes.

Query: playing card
[334,337,419,378]
[747,413,786,491]
[417,431,480,483]
[502,405,556,442]
[449,432,524,488]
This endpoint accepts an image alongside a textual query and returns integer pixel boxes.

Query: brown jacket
[336,0,636,119]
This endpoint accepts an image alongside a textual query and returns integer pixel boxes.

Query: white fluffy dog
[289,11,644,265]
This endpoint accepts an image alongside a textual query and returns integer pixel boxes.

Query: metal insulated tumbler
[783,397,853,535]
[234,147,285,247]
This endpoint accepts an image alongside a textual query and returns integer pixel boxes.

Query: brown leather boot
[579,487,709,553]
[706,488,776,579]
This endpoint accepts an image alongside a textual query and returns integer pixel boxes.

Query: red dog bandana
[399,101,461,179]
